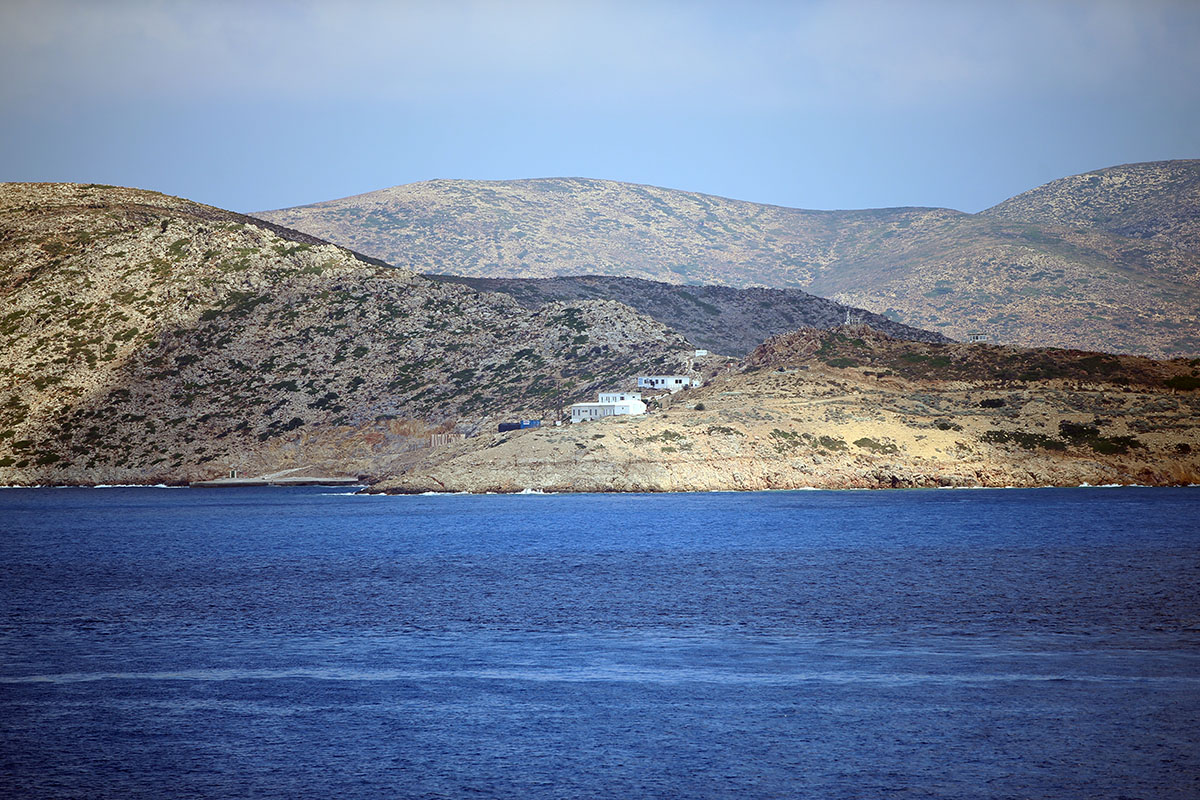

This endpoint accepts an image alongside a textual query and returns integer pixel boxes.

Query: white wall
[598,392,642,403]
[637,376,698,392]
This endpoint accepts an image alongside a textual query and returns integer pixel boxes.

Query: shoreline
[366,478,1200,496]
[1,481,1198,496]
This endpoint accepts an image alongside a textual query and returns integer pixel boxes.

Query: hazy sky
[2,0,1197,213]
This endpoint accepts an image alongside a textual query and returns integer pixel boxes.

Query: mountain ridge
[254,161,1200,357]
[981,159,1200,251]
[427,273,950,356]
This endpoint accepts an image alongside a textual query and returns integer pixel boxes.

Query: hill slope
[255,164,1200,357]
[0,183,698,485]
[428,274,950,356]
[372,327,1200,493]
[982,160,1200,252]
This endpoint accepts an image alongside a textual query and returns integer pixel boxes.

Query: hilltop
[428,274,949,356]
[255,162,1200,358]
[0,183,699,486]
[982,159,1200,251]
[372,327,1200,494]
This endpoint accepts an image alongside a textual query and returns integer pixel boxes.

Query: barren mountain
[0,183,699,486]
[427,274,950,356]
[255,163,1200,357]
[982,159,1200,251]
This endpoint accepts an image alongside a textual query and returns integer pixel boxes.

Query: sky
[1,0,1197,214]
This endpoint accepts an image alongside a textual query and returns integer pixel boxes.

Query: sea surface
[1,486,1198,799]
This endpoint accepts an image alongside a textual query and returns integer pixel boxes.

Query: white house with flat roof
[598,391,641,404]
[637,375,699,393]
[569,391,647,423]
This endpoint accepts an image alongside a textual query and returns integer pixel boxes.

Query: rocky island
[2,179,1198,492]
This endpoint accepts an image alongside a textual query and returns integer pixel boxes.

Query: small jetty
[190,467,361,488]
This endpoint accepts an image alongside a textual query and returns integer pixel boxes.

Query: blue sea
[1,486,1198,799]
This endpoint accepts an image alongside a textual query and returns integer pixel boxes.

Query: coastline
[1,480,1196,494]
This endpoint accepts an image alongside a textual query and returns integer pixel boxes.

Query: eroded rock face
[0,183,697,485]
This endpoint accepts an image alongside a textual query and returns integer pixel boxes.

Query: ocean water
[1,486,1198,799]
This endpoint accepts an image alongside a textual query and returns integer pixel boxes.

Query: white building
[569,391,647,423]
[598,391,641,404]
[637,375,699,392]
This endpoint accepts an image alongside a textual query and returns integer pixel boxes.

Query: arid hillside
[982,159,1200,251]
[0,183,700,486]
[373,328,1200,494]
[428,274,949,356]
[255,162,1200,357]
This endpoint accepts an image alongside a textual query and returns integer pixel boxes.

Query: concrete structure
[598,391,641,404]
[569,392,647,423]
[191,465,361,487]
[966,331,990,343]
[637,375,699,392]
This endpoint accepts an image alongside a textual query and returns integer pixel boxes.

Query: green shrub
[854,437,899,454]
[1056,420,1143,454]
[768,428,802,452]
[707,425,743,436]
[1087,435,1143,455]
[1059,421,1100,441]
[982,429,1066,451]
[1166,375,1200,391]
